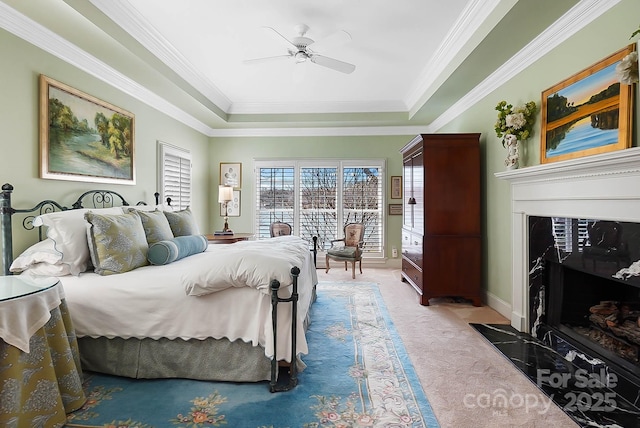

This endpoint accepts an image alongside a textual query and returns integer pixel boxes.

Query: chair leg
[325,254,330,273]
[344,261,348,271]
[351,261,355,279]
[359,259,362,274]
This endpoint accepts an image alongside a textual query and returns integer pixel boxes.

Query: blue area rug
[66,282,439,427]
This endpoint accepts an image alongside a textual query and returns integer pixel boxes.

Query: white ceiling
[1,0,605,136]
[98,0,474,114]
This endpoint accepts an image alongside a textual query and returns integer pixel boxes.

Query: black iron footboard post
[312,236,317,267]
[269,266,300,392]
[1,184,15,276]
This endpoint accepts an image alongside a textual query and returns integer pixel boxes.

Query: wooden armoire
[400,133,481,306]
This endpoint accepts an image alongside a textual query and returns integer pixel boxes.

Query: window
[158,141,191,210]
[255,159,385,258]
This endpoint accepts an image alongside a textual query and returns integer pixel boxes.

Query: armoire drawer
[402,230,423,269]
[401,258,423,292]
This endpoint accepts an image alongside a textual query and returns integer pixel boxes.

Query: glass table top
[0,275,59,301]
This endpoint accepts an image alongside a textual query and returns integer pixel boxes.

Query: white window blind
[255,159,385,258]
[158,141,191,210]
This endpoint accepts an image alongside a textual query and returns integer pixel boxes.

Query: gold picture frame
[390,176,402,199]
[220,162,242,188]
[388,204,402,215]
[540,44,635,164]
[39,75,135,184]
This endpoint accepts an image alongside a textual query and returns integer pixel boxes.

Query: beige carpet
[319,266,578,427]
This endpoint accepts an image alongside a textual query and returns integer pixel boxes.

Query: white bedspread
[59,236,317,361]
[184,235,311,295]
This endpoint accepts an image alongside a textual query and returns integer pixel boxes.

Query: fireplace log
[589,301,619,316]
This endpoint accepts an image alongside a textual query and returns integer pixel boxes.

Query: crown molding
[405,0,504,117]
[88,0,232,112]
[0,0,623,138]
[227,99,407,115]
[208,124,437,138]
[429,0,621,132]
[0,1,214,136]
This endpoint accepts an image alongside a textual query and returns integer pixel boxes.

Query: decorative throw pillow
[147,235,208,265]
[163,208,200,237]
[127,208,174,244]
[85,210,149,275]
[33,207,124,275]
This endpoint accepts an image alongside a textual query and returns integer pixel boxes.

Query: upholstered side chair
[326,223,364,279]
[270,221,292,237]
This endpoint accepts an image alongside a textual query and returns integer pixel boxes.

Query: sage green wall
[438,0,640,307]
[0,29,209,267]
[208,135,412,264]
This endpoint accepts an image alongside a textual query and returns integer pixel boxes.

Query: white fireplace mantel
[495,147,640,332]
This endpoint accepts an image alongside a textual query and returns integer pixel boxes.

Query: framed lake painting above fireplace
[540,44,635,164]
[39,75,135,184]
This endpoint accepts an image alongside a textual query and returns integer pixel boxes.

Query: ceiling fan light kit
[244,23,356,74]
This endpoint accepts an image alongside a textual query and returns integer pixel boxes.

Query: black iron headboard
[0,183,161,275]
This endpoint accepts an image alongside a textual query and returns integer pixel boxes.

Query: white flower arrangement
[616,51,639,85]
[494,101,537,147]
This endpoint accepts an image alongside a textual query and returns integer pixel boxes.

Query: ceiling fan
[244,24,356,74]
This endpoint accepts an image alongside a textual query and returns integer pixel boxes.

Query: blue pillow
[147,235,208,265]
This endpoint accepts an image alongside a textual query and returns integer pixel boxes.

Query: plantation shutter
[255,164,295,239]
[255,159,385,260]
[158,141,191,210]
[342,165,383,255]
[300,166,338,251]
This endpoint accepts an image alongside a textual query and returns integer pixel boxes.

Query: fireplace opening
[529,215,640,389]
[546,260,640,381]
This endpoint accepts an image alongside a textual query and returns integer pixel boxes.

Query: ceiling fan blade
[310,54,356,74]
[262,26,298,50]
[307,30,352,52]
[243,54,292,65]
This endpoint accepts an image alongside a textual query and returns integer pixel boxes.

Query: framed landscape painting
[39,75,135,184]
[540,44,635,164]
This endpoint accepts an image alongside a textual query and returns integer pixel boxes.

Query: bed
[0,183,317,391]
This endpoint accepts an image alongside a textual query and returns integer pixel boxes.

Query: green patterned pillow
[127,208,174,244]
[163,208,200,237]
[85,210,149,275]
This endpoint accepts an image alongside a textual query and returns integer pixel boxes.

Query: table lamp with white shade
[218,185,234,233]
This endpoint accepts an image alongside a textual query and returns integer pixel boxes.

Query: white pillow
[19,262,72,277]
[33,207,123,275]
[10,238,62,271]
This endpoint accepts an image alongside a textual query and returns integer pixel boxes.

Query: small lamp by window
[218,185,234,233]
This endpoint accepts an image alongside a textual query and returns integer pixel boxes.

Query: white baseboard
[484,290,512,321]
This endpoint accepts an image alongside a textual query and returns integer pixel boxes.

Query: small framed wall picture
[391,176,402,199]
[220,190,241,217]
[388,204,402,215]
[220,162,241,188]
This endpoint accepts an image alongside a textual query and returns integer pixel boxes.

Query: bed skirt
[78,286,316,382]
[77,336,299,382]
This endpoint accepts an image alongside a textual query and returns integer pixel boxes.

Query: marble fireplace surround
[495,147,640,333]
